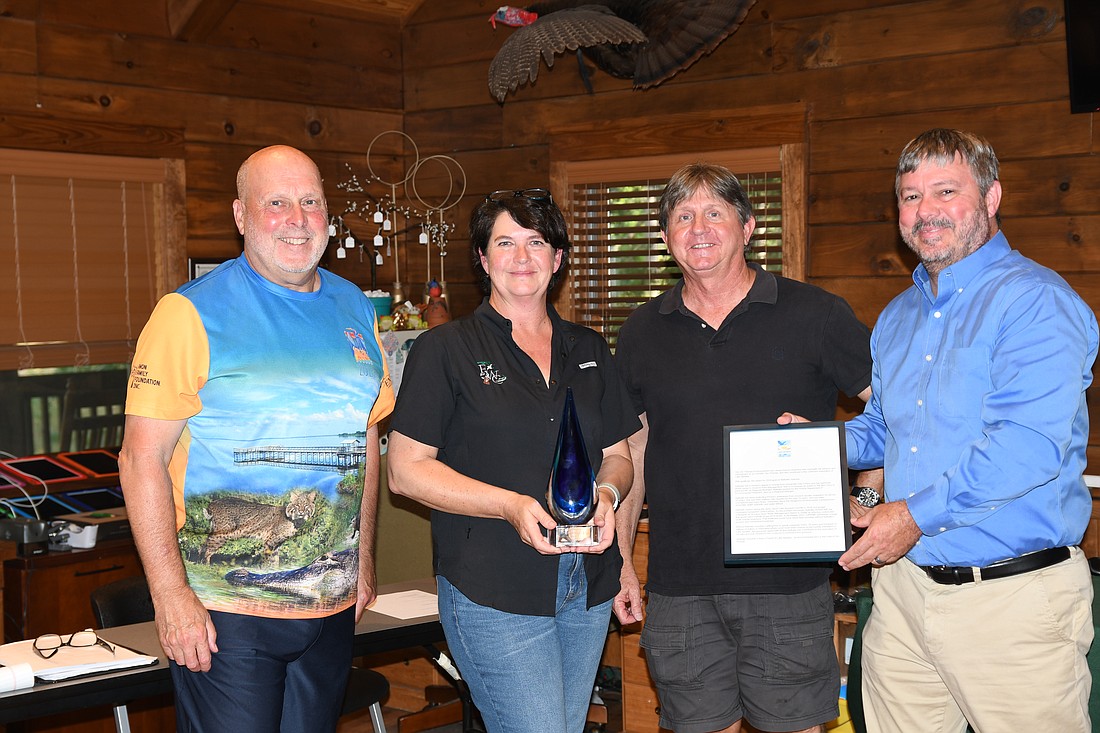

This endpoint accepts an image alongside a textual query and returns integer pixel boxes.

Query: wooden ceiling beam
[167,0,239,41]
[251,0,426,23]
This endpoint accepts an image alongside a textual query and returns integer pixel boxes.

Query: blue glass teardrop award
[546,387,600,547]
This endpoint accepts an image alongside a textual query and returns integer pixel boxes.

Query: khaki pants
[862,548,1093,733]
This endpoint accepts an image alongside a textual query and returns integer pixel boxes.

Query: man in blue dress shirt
[785,128,1098,731]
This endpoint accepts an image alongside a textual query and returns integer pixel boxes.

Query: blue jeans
[436,554,613,733]
[170,607,354,733]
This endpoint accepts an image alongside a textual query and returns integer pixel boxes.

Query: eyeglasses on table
[33,629,116,659]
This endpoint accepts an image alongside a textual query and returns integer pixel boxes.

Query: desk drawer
[4,541,143,641]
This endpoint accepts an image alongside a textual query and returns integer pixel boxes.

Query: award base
[548,523,601,548]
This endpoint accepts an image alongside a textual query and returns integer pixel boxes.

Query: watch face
[854,486,881,508]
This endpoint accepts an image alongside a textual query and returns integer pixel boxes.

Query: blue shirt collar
[913,230,1010,303]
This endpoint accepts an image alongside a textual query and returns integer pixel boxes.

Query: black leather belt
[920,546,1071,585]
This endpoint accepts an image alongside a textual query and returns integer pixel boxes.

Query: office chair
[90,575,154,628]
[91,574,391,733]
[89,575,154,733]
[59,372,127,451]
[342,664,392,733]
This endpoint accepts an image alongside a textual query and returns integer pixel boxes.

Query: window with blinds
[561,153,784,348]
[0,149,179,370]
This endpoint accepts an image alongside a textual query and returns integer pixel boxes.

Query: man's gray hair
[895,128,1000,199]
[659,163,755,232]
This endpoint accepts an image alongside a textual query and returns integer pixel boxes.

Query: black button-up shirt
[390,298,640,615]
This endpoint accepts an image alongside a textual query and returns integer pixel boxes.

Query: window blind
[0,149,166,370]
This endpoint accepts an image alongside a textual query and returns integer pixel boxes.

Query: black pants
[170,606,354,733]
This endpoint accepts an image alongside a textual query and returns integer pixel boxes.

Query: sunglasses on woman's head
[485,188,552,203]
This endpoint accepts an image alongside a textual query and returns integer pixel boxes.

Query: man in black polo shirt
[612,163,872,733]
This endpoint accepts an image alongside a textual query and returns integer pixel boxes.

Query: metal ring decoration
[365,130,420,188]
[409,154,467,213]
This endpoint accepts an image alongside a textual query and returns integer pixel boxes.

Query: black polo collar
[658,263,778,328]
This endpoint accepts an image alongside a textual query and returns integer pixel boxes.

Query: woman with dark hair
[388,189,639,733]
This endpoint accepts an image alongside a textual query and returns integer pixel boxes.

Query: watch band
[851,485,882,508]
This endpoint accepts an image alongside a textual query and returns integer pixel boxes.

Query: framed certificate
[188,258,225,280]
[723,421,851,564]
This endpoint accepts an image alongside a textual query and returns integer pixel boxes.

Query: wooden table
[0,578,443,728]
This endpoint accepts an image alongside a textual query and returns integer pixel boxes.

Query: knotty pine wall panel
[811,216,1100,281]
[0,73,401,152]
[38,0,174,36]
[205,1,401,68]
[810,102,1095,173]
[809,224,918,280]
[0,111,185,157]
[0,17,35,73]
[405,105,504,152]
[36,26,400,110]
[768,0,1062,71]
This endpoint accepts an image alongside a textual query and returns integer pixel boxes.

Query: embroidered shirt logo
[477,361,507,385]
[579,361,597,369]
[344,328,376,376]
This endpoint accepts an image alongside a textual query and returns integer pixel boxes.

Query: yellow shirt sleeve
[125,293,209,421]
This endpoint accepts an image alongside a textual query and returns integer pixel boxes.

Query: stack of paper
[369,589,438,619]
[0,663,33,692]
[0,638,157,682]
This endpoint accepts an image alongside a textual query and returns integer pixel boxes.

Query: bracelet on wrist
[596,482,621,511]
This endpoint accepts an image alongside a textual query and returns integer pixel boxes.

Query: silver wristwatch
[851,485,882,508]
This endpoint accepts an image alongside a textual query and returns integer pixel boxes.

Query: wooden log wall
[0,0,408,289]
[401,0,1100,466]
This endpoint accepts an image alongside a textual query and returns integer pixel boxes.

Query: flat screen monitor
[59,450,120,477]
[1065,0,1100,113]
[4,494,82,519]
[62,486,125,511]
[2,456,85,483]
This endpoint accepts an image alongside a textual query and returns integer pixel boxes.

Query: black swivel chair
[90,574,391,733]
[91,575,155,628]
[89,576,156,733]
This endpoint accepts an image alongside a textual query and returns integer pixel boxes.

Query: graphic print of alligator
[223,548,358,599]
[201,490,317,564]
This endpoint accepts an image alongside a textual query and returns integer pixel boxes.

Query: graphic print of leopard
[201,490,317,564]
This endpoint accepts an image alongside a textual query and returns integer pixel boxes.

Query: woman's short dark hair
[469,194,571,293]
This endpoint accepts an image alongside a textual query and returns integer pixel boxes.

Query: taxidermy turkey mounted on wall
[488,0,758,103]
